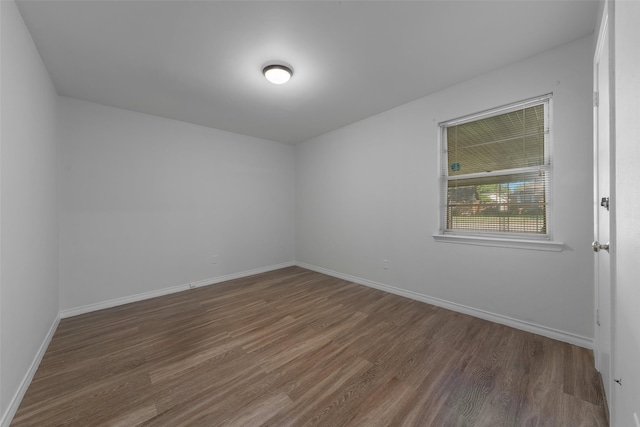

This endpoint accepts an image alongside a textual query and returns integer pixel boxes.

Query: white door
[593,7,612,411]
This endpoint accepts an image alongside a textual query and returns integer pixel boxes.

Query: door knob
[592,241,610,252]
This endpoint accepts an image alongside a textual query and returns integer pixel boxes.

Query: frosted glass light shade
[263,64,293,84]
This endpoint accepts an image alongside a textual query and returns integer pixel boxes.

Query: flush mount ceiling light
[263,64,293,85]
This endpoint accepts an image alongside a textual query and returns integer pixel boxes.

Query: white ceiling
[16,1,598,144]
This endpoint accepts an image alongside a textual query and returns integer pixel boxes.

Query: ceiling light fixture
[263,64,293,85]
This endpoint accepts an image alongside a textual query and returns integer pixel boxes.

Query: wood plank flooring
[12,266,608,426]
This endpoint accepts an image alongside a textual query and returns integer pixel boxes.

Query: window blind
[440,95,551,236]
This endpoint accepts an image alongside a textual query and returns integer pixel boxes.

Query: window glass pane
[447,105,545,176]
[446,172,547,234]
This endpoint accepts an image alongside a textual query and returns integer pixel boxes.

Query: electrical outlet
[189,283,196,289]
[211,255,218,264]
[383,259,389,270]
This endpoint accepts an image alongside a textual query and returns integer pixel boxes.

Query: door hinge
[601,197,610,211]
[594,91,600,107]
[596,308,600,326]
[614,378,622,385]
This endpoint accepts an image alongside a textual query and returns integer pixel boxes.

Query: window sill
[432,233,564,252]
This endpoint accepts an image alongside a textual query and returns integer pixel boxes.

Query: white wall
[612,0,640,423]
[58,98,295,311]
[0,0,59,423]
[295,36,594,343]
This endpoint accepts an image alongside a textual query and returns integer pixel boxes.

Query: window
[439,95,552,240]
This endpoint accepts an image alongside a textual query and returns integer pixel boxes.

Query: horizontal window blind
[440,95,551,237]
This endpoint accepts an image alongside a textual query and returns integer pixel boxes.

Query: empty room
[2,0,639,426]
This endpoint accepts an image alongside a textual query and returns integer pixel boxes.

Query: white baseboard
[1,315,60,427]
[60,261,295,318]
[295,261,593,349]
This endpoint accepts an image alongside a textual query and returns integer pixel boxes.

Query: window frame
[434,94,563,251]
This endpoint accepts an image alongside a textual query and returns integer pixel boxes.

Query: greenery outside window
[439,95,552,239]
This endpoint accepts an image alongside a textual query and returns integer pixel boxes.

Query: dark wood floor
[13,266,608,426]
